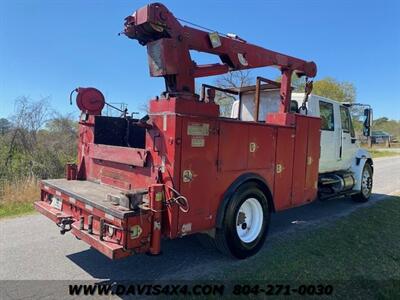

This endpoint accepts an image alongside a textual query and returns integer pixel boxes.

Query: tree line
[0,97,77,183]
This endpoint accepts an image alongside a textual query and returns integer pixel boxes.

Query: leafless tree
[214,70,253,117]
[215,70,253,89]
[5,96,51,166]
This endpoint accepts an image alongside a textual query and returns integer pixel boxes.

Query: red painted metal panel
[266,112,296,127]
[34,201,71,223]
[125,213,152,252]
[178,118,219,234]
[89,144,148,167]
[87,153,153,191]
[247,124,276,170]
[148,184,164,255]
[304,117,321,202]
[291,115,309,206]
[218,121,248,172]
[71,224,131,260]
[149,98,219,117]
[152,114,182,239]
[273,127,295,210]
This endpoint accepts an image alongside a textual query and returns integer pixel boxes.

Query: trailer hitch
[58,217,74,235]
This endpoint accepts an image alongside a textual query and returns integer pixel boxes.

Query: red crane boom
[123,2,317,113]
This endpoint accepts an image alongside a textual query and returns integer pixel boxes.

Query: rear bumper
[34,201,71,223]
[34,200,131,259]
[70,223,131,259]
[35,181,165,259]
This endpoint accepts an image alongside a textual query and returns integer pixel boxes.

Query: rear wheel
[352,162,373,202]
[215,182,270,259]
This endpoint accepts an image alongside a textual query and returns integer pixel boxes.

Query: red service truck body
[34,2,322,259]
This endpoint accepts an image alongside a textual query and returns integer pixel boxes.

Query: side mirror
[363,108,373,136]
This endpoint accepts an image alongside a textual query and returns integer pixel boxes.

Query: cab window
[319,101,334,131]
[340,106,355,137]
[340,106,350,132]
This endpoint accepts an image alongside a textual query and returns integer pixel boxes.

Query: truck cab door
[339,106,357,169]
[318,100,340,173]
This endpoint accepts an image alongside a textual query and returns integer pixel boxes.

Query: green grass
[368,149,400,158]
[0,201,35,218]
[0,177,39,219]
[218,195,400,299]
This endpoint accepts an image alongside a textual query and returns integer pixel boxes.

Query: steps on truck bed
[41,179,140,219]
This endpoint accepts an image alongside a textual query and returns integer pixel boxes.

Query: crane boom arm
[123,2,317,111]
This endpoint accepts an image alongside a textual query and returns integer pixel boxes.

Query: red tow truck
[35,3,373,259]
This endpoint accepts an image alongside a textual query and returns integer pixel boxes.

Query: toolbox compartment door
[218,122,249,171]
[273,127,295,210]
[178,119,219,234]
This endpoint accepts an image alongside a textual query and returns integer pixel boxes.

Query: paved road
[1,157,399,281]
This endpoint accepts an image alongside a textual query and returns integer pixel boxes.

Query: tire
[352,162,373,202]
[215,182,270,259]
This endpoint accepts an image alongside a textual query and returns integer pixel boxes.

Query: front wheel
[352,162,373,202]
[215,182,270,259]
